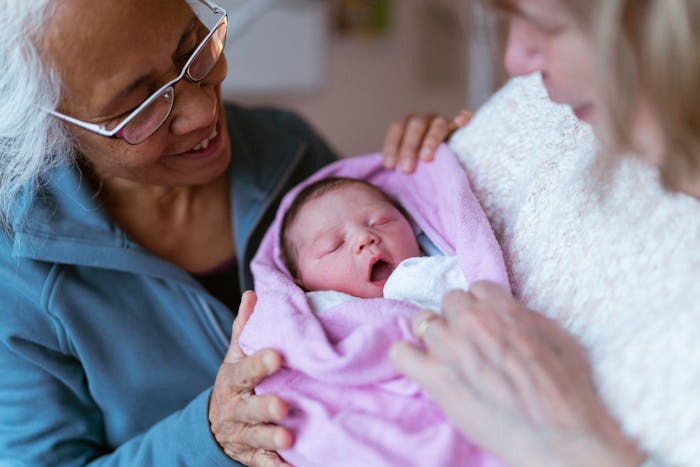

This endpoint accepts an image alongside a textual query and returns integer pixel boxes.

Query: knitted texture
[450,74,700,466]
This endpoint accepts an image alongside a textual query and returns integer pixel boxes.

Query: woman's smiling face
[43,0,231,187]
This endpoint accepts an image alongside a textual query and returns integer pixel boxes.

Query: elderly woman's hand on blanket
[209,291,293,467]
[382,109,473,173]
[390,281,645,467]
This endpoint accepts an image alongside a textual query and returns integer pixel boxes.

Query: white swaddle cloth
[307,255,468,312]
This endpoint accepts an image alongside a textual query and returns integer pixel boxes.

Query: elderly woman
[0,1,454,465]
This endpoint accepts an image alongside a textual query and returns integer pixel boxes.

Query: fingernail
[274,431,288,448]
[420,148,432,159]
[269,401,281,419]
[401,159,413,171]
[263,352,277,371]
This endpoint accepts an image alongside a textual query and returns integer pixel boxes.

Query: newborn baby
[280,176,468,311]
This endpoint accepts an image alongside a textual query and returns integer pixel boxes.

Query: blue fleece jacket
[0,103,336,466]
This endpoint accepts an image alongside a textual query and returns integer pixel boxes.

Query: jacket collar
[226,106,307,289]
[11,106,306,286]
[11,163,196,282]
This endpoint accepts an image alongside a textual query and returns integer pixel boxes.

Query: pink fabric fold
[240,145,508,467]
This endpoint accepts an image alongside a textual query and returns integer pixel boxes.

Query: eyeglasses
[45,0,227,145]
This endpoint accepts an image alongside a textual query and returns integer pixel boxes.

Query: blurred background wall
[218,0,506,156]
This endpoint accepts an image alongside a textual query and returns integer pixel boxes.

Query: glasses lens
[187,18,227,81]
[120,87,174,144]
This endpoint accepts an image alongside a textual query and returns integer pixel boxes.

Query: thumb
[224,290,257,364]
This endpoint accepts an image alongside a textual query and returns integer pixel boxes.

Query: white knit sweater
[449,74,700,467]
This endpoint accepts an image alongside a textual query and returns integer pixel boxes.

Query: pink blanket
[240,145,508,467]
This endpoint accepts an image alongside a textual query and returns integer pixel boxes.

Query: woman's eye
[117,103,141,119]
[175,48,195,70]
[177,45,197,67]
[539,24,564,36]
[176,27,200,67]
[529,17,565,36]
[108,86,159,122]
[103,106,138,127]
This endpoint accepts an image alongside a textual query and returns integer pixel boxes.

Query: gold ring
[415,314,441,340]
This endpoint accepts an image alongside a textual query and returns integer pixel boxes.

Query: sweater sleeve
[0,309,240,467]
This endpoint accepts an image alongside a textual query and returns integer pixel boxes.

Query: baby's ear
[292,275,307,291]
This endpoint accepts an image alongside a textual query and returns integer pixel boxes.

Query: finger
[381,119,406,169]
[410,310,472,366]
[237,423,295,452]
[234,290,257,340]
[410,309,445,341]
[441,288,514,363]
[465,282,521,334]
[389,341,441,389]
[467,280,510,302]
[398,115,431,173]
[251,449,293,467]
[418,117,451,162]
[452,109,474,128]
[424,300,479,362]
[230,393,289,424]
[227,349,283,390]
[226,290,258,363]
[440,289,475,322]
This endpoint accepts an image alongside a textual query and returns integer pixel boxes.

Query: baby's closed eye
[319,239,343,255]
[371,216,394,227]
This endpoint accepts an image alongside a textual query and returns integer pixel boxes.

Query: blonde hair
[479,0,594,27]
[0,1,75,231]
[596,0,700,191]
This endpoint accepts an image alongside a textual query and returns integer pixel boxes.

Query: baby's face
[289,183,420,298]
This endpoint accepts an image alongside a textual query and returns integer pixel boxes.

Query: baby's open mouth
[370,259,392,283]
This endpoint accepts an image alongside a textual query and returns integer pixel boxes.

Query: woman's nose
[504,17,546,77]
[352,229,379,254]
[168,56,227,135]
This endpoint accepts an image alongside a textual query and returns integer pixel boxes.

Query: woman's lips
[192,126,218,151]
[176,119,223,160]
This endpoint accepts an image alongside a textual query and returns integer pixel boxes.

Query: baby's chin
[364,290,384,299]
[356,284,385,299]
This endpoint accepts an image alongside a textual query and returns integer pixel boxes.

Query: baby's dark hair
[280,177,401,279]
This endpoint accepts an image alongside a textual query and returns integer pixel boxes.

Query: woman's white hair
[0,0,75,231]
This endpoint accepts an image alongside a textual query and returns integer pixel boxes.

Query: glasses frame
[45,0,227,144]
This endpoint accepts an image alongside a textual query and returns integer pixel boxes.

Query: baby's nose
[353,229,379,253]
